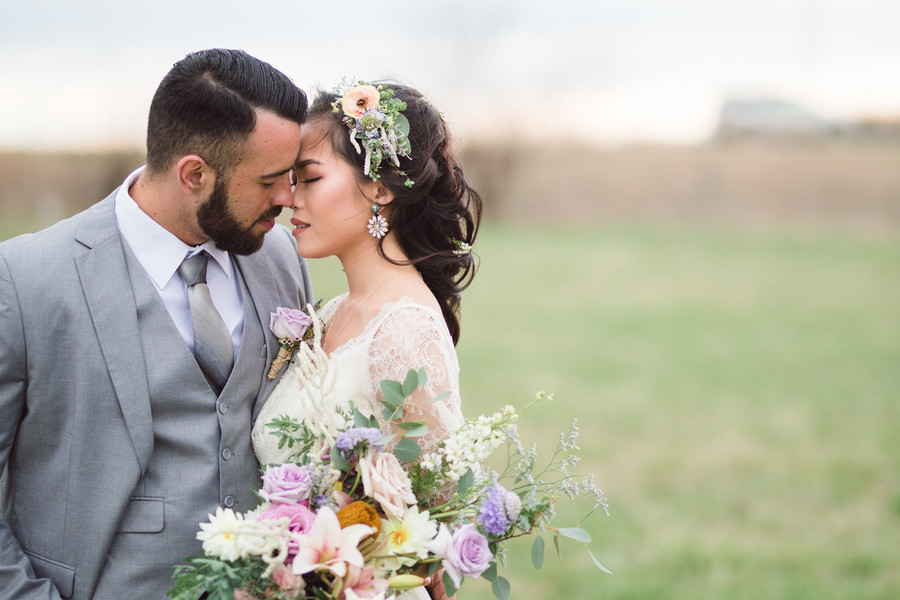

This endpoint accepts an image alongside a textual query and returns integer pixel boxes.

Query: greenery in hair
[331,80,415,188]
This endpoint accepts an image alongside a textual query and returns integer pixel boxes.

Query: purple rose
[269,307,312,342]
[260,464,312,504]
[258,502,316,560]
[424,523,492,588]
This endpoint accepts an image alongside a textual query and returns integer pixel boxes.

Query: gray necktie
[178,251,234,394]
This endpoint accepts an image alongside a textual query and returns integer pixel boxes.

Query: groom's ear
[175,155,214,197]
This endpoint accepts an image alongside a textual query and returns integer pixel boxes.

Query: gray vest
[93,244,268,599]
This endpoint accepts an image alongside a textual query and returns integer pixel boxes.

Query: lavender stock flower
[478,484,512,535]
[335,427,383,456]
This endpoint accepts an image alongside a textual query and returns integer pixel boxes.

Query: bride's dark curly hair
[308,83,482,345]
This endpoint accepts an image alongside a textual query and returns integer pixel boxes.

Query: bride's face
[289,121,379,259]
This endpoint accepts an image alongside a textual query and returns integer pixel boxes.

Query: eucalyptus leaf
[442,571,458,597]
[393,438,421,461]
[428,390,451,404]
[395,113,411,137]
[329,449,350,472]
[380,380,405,406]
[481,562,498,582]
[382,407,401,422]
[552,533,562,559]
[559,527,592,543]
[586,545,613,574]
[491,576,511,600]
[377,434,394,447]
[531,536,545,570]
[457,468,475,497]
[397,423,428,437]
[402,369,419,397]
[353,407,373,428]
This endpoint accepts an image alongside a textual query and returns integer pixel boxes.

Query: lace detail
[252,294,463,466]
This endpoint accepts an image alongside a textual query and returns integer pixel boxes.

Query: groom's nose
[271,177,295,207]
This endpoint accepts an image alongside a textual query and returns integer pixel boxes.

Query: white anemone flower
[378,505,438,568]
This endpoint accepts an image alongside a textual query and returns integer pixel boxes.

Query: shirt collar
[114,165,234,290]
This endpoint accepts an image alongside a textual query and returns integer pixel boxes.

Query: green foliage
[457,468,475,498]
[265,415,318,464]
[408,460,441,500]
[442,570,458,597]
[392,438,421,461]
[376,368,449,463]
[558,527,591,543]
[491,576,511,600]
[353,407,378,429]
[166,557,266,600]
[379,379,406,407]
[531,536,545,570]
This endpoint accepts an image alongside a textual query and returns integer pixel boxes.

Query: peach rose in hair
[341,85,379,118]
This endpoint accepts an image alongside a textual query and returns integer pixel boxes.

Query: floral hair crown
[331,80,414,188]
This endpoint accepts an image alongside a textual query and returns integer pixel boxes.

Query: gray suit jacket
[0,192,313,599]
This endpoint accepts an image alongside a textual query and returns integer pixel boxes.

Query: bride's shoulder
[371,297,450,340]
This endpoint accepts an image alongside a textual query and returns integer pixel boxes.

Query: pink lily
[291,507,375,578]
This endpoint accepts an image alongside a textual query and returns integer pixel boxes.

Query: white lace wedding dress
[251,294,464,600]
[253,294,464,463]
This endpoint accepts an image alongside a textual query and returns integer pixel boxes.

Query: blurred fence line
[2,140,899,234]
[1,151,144,229]
[463,140,900,232]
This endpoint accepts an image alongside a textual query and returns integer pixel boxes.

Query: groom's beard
[197,178,282,255]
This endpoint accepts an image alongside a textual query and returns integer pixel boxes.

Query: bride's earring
[367,204,388,239]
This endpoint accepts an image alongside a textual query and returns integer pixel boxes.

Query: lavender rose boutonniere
[266,306,315,379]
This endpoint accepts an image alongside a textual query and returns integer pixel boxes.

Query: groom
[0,49,313,599]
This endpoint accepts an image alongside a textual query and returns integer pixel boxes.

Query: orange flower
[341,85,379,118]
[337,500,382,534]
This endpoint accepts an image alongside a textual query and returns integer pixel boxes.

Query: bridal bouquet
[168,370,609,600]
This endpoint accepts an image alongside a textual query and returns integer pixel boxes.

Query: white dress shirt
[114,166,244,361]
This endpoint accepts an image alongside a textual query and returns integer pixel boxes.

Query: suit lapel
[233,244,301,421]
[234,245,293,367]
[74,196,154,474]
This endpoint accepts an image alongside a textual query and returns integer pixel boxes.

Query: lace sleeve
[366,303,464,454]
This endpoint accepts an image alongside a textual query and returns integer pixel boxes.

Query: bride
[251,81,482,599]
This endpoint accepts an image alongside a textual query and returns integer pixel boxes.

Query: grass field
[3,218,897,599]
[308,223,900,600]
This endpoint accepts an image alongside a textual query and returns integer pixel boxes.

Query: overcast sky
[1,0,898,149]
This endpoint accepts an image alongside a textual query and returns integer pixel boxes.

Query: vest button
[223,495,234,508]
[222,448,232,460]
[218,402,228,415]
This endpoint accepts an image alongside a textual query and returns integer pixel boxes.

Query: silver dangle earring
[367,204,388,239]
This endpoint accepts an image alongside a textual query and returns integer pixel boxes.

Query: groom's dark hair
[145,48,307,176]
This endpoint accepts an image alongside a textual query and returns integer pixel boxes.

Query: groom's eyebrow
[259,166,294,180]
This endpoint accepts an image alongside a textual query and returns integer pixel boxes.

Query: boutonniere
[266,303,319,380]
